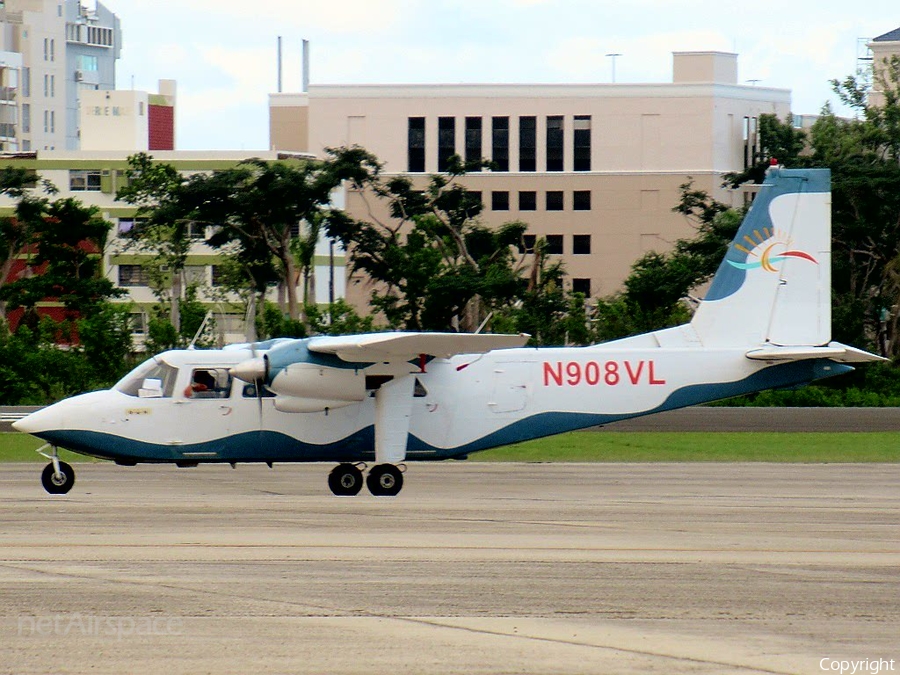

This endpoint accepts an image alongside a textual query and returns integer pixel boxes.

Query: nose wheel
[36,445,75,495]
[41,460,75,495]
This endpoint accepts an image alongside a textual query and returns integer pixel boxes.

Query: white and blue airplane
[14,167,882,496]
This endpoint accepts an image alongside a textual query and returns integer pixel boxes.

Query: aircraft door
[488,360,531,414]
[172,367,236,456]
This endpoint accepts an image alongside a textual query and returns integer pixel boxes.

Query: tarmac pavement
[0,462,897,674]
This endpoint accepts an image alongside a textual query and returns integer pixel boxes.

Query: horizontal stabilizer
[308,332,529,363]
[746,342,886,363]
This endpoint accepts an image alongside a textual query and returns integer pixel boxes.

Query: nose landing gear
[37,445,75,495]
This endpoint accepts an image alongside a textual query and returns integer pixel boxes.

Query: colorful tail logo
[726,228,818,272]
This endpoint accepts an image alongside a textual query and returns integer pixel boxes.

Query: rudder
[691,168,831,348]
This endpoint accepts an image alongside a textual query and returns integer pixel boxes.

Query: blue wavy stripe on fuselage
[35,359,850,463]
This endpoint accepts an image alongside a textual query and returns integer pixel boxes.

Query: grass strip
[1,431,897,464]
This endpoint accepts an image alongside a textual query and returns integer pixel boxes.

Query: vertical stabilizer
[691,168,831,348]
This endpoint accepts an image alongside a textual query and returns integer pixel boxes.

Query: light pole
[606,53,622,83]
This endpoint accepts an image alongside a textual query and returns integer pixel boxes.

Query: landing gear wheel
[366,464,403,497]
[328,463,364,496]
[41,461,75,495]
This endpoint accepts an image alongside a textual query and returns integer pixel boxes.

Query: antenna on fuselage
[188,311,213,350]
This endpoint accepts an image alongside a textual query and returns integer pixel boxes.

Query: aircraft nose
[12,404,66,435]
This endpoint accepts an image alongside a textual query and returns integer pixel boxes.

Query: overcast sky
[101,0,897,151]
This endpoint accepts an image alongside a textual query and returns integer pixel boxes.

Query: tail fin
[691,168,831,348]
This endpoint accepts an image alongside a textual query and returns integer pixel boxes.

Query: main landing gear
[37,445,75,495]
[328,463,404,497]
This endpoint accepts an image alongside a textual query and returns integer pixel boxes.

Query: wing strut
[374,375,414,465]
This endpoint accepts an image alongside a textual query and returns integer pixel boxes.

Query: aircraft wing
[745,342,886,363]
[307,331,529,363]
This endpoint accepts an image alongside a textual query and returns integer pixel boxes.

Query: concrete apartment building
[0,0,121,151]
[80,79,177,152]
[0,150,340,345]
[869,27,900,108]
[270,51,791,304]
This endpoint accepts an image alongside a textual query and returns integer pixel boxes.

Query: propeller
[231,348,270,429]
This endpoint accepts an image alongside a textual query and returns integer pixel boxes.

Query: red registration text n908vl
[542,360,667,387]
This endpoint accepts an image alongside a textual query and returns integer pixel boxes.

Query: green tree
[117,152,204,333]
[324,150,527,331]
[0,168,58,322]
[0,195,122,336]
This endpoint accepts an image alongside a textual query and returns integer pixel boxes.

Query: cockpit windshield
[114,357,179,398]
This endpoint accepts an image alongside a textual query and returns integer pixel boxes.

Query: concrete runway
[0,462,898,675]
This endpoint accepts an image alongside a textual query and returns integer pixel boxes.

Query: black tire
[41,461,75,495]
[366,464,403,497]
[328,463,364,496]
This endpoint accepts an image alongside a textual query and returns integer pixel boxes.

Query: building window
[43,74,48,97]
[50,110,55,133]
[117,218,150,237]
[43,38,48,61]
[187,222,207,240]
[743,116,758,169]
[408,117,425,172]
[574,115,591,171]
[465,116,482,167]
[77,54,99,71]
[546,191,564,211]
[22,67,29,97]
[545,235,564,255]
[573,190,591,210]
[518,191,536,211]
[211,265,227,287]
[21,104,29,133]
[118,264,150,287]
[50,38,54,62]
[70,169,101,191]
[438,116,455,172]
[546,115,563,171]
[129,312,147,335]
[491,191,509,211]
[519,234,537,254]
[572,278,591,296]
[573,234,591,255]
[519,116,536,172]
[184,265,207,285]
[492,116,509,171]
[43,109,48,133]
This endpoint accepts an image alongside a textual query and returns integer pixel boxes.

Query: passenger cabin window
[184,368,232,399]
[115,358,178,398]
[242,383,275,398]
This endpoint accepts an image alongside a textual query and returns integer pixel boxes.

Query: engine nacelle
[269,362,366,402]
[273,395,357,413]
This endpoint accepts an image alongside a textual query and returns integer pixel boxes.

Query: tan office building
[270,51,790,304]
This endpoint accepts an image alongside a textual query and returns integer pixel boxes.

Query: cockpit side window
[115,358,178,398]
[184,368,233,399]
